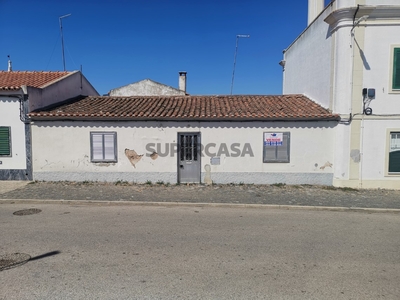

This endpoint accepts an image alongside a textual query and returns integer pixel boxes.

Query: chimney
[7,55,12,72]
[179,71,187,93]
[308,0,324,26]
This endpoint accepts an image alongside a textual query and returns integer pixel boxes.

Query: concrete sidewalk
[0,181,30,194]
[1,181,400,212]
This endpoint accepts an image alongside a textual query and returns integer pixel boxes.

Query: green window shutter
[0,127,11,156]
[389,132,400,173]
[389,151,400,173]
[393,48,400,90]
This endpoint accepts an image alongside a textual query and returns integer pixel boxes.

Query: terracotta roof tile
[0,71,72,90]
[29,95,339,121]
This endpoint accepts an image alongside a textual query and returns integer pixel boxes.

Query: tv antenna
[230,34,250,95]
[59,14,71,71]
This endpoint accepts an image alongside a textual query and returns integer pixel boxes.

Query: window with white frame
[90,132,117,162]
[391,46,400,91]
[389,132,400,173]
[263,132,290,163]
[0,127,11,156]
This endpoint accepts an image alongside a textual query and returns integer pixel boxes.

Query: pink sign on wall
[264,133,283,146]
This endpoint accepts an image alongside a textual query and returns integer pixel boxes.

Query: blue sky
[0,0,331,96]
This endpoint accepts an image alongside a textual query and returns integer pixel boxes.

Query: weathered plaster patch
[350,149,360,163]
[150,152,158,160]
[95,163,115,167]
[125,148,143,168]
[319,161,333,170]
[40,160,56,170]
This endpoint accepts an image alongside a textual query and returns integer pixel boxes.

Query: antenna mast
[59,14,71,71]
[230,34,250,95]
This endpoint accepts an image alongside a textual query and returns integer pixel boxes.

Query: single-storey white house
[0,69,98,180]
[282,0,400,189]
[29,95,339,185]
[108,72,188,96]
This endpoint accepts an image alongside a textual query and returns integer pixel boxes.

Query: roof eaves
[28,115,340,122]
[0,86,23,91]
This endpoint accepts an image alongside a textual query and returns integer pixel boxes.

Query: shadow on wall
[35,121,338,130]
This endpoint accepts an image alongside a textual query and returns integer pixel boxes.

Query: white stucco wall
[109,80,185,96]
[29,72,99,111]
[332,117,400,189]
[338,118,400,189]
[361,119,400,178]
[285,0,400,189]
[283,5,334,109]
[362,26,400,114]
[332,123,351,181]
[0,97,26,169]
[31,120,337,185]
[286,1,400,114]
[331,28,353,114]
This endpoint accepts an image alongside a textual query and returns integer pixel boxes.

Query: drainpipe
[19,85,30,124]
[350,6,369,189]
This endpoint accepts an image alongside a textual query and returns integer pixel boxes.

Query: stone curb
[1,199,400,213]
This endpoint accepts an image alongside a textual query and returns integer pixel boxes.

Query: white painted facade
[0,97,26,169]
[282,0,400,189]
[28,71,98,111]
[0,71,98,180]
[31,120,336,185]
[109,79,186,96]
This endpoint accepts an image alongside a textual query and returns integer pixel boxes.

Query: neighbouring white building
[282,0,400,189]
[108,72,187,96]
[29,95,339,185]
[0,70,98,180]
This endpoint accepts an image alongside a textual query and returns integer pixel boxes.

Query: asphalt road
[1,203,400,299]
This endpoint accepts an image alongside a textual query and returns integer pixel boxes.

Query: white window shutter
[92,134,104,160]
[104,134,115,160]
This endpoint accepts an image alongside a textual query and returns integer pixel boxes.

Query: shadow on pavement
[29,251,61,261]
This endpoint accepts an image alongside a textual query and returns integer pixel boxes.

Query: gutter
[28,116,340,122]
[19,85,30,124]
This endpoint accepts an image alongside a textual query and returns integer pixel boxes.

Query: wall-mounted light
[351,15,369,33]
